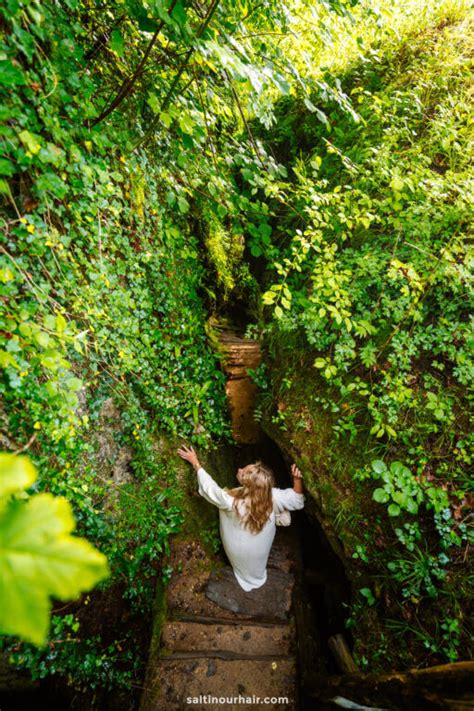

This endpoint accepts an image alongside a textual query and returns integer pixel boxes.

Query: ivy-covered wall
[0,0,231,698]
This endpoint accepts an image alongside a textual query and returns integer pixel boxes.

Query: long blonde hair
[226,461,275,534]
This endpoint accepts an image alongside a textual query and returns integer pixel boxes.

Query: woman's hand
[291,463,304,494]
[291,464,303,479]
[177,444,201,471]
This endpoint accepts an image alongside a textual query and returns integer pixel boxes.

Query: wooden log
[328,634,358,674]
[312,660,474,710]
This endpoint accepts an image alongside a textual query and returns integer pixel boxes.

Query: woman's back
[219,494,277,590]
[197,467,305,591]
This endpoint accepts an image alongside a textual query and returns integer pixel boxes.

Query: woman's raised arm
[272,464,305,511]
[177,444,233,511]
[177,444,201,471]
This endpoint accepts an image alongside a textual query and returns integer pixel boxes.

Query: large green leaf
[0,454,36,498]
[0,455,109,645]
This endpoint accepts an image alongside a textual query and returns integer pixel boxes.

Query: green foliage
[387,547,449,600]
[1,0,472,689]
[0,455,108,646]
[204,217,251,301]
[253,6,472,668]
[259,14,472,470]
[387,615,464,663]
[370,460,423,516]
[360,587,376,606]
[0,0,251,694]
[247,362,269,390]
[4,614,137,691]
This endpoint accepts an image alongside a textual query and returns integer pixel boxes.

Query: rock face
[140,527,302,711]
[95,397,134,485]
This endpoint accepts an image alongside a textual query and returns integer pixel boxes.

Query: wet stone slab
[167,570,258,622]
[205,567,294,622]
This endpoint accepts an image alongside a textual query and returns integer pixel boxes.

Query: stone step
[170,614,287,626]
[167,569,262,622]
[140,473,303,711]
[268,530,300,575]
[161,621,295,657]
[168,568,295,624]
[143,657,298,710]
[205,567,294,621]
[165,541,249,622]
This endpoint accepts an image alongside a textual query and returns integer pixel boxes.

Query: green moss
[148,578,167,663]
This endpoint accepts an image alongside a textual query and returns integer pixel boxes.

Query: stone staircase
[219,331,262,445]
[140,526,301,711]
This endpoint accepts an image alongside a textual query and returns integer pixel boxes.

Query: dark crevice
[298,511,353,671]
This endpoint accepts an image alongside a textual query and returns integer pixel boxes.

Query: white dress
[197,467,305,592]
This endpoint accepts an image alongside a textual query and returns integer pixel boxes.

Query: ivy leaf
[0,158,15,176]
[36,172,68,199]
[371,460,387,474]
[160,111,172,128]
[18,130,42,155]
[0,349,19,369]
[147,93,161,114]
[0,60,27,86]
[388,503,401,516]
[262,290,276,304]
[373,487,390,503]
[250,244,262,257]
[55,313,67,334]
[178,112,195,135]
[360,587,376,605]
[177,196,189,214]
[392,490,408,507]
[390,175,404,192]
[0,489,109,645]
[406,499,419,514]
[391,461,411,479]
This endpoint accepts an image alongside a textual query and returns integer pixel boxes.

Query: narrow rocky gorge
[139,329,348,709]
[139,329,474,710]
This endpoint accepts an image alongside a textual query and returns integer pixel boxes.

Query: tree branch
[89,0,179,127]
[134,0,220,150]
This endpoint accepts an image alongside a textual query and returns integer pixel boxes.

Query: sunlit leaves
[109,29,125,56]
[0,454,36,499]
[18,130,42,155]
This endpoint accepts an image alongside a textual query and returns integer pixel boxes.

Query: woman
[177,445,305,592]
